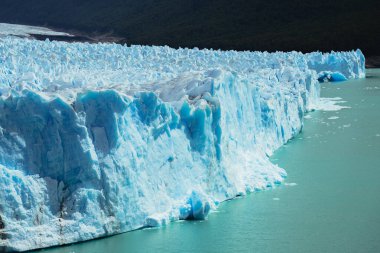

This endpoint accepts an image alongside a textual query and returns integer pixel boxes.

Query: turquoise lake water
[36,69,380,253]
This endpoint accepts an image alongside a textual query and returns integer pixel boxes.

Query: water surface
[37,69,380,253]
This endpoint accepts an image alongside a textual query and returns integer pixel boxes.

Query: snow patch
[0,23,72,37]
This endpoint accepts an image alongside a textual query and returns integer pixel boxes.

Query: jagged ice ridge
[0,37,365,251]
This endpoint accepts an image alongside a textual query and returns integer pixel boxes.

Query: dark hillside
[0,0,379,55]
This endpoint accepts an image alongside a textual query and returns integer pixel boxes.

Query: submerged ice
[0,37,365,251]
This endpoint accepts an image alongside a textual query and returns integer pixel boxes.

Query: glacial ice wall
[0,37,365,252]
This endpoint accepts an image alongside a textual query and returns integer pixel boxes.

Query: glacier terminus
[0,36,365,252]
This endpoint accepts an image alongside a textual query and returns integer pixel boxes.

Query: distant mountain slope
[0,0,379,55]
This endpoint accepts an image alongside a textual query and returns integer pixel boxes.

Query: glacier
[0,37,365,252]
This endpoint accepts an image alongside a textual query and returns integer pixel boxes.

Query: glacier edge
[0,37,365,252]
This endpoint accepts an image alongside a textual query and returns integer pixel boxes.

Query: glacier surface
[0,37,365,251]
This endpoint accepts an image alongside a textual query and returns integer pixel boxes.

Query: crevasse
[0,37,365,252]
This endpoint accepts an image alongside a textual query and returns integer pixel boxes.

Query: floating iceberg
[318,71,348,82]
[0,37,365,251]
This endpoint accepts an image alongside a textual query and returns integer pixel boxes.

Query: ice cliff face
[0,37,365,252]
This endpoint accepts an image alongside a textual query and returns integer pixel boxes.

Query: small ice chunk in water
[304,114,312,119]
